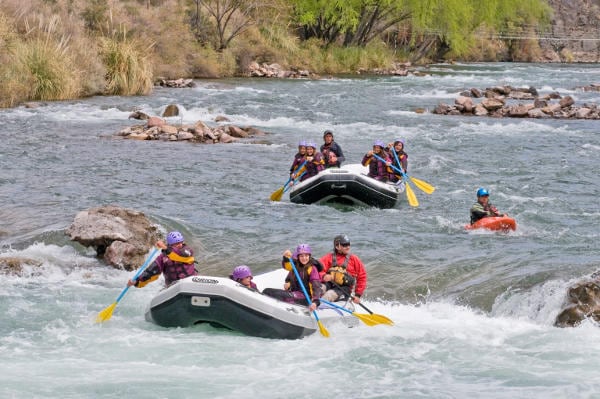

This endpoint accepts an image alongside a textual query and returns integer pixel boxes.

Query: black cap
[334,234,350,245]
[323,130,333,138]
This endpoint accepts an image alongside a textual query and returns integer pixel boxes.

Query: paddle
[96,247,160,323]
[331,282,394,326]
[320,299,384,326]
[389,150,436,195]
[270,160,307,201]
[288,256,330,337]
[372,153,418,207]
[284,170,307,193]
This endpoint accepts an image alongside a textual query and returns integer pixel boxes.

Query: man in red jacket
[319,234,367,304]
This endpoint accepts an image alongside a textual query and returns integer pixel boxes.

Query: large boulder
[555,279,600,327]
[66,205,161,270]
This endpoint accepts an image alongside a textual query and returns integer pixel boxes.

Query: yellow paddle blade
[269,186,285,201]
[406,183,419,207]
[410,176,435,194]
[96,302,117,323]
[317,320,330,337]
[369,314,395,326]
[353,313,381,326]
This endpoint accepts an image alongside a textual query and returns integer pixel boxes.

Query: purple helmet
[373,139,385,148]
[232,265,252,280]
[295,243,312,256]
[166,231,184,245]
[306,142,317,149]
[298,140,307,147]
[394,139,405,147]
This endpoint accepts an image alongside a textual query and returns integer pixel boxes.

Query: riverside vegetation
[0,0,591,109]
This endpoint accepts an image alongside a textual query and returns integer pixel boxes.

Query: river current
[1,62,599,398]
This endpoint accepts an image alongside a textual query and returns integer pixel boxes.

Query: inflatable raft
[144,270,356,339]
[288,163,405,209]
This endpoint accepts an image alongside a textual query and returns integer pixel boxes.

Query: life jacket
[328,253,356,287]
[282,258,315,296]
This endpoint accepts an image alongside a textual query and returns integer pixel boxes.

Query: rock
[0,257,42,276]
[65,205,161,270]
[162,104,180,117]
[508,104,534,117]
[455,96,474,113]
[215,115,230,122]
[555,280,600,327]
[559,95,575,108]
[160,125,179,135]
[147,116,166,128]
[129,111,151,120]
[481,98,505,111]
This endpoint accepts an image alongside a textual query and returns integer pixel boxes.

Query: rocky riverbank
[432,84,600,120]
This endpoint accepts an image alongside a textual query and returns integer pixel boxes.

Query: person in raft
[290,140,307,179]
[362,140,394,182]
[319,234,367,304]
[230,265,258,291]
[385,139,408,183]
[127,231,197,288]
[470,188,507,224]
[262,244,322,312]
[299,142,325,181]
[320,130,345,168]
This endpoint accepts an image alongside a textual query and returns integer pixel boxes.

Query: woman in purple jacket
[262,244,322,312]
[128,231,197,288]
[362,140,393,182]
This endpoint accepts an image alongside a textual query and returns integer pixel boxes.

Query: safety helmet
[298,140,307,147]
[373,139,386,148]
[232,265,253,280]
[306,142,317,149]
[295,243,312,256]
[334,234,350,246]
[394,139,405,147]
[166,231,184,245]
[476,187,490,197]
[323,130,334,138]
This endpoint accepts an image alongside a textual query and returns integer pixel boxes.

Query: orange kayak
[465,216,517,232]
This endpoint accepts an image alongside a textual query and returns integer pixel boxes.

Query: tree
[290,0,551,59]
[192,0,258,50]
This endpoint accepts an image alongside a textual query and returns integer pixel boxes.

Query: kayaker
[470,188,506,224]
[319,234,367,304]
[230,265,258,291]
[320,130,345,168]
[127,231,197,288]
[299,142,324,181]
[386,139,408,183]
[262,244,322,311]
[362,140,393,182]
[289,139,307,178]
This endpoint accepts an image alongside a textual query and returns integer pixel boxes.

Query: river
[1,62,599,398]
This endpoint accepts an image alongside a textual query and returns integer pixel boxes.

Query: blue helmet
[477,188,490,197]
[166,231,184,245]
[298,140,307,147]
[373,140,385,148]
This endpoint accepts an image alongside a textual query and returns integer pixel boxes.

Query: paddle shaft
[288,257,321,322]
[116,247,159,302]
[372,153,406,179]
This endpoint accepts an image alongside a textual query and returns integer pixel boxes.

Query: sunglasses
[340,243,351,247]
